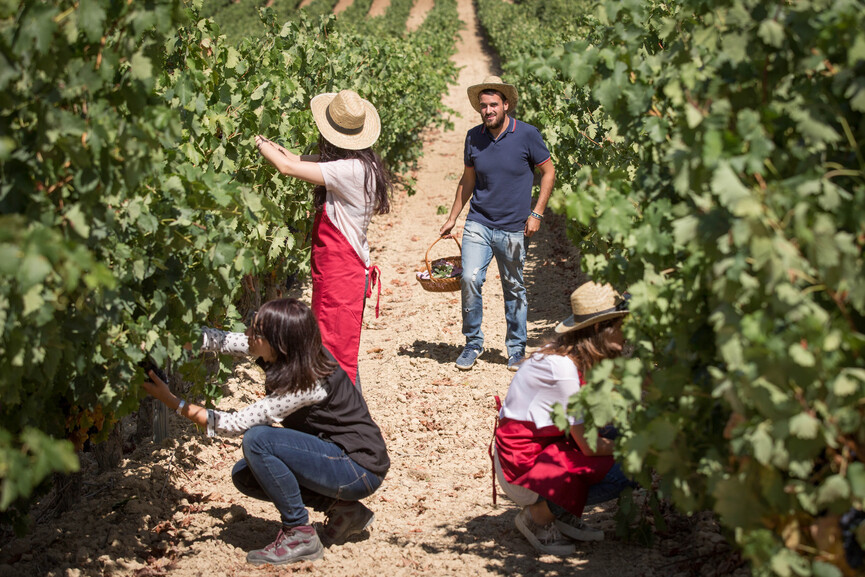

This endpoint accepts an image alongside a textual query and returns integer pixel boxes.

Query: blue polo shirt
[464,116,551,232]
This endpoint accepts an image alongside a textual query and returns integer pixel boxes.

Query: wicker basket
[416,235,462,293]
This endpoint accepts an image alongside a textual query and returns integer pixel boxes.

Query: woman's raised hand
[256,135,290,160]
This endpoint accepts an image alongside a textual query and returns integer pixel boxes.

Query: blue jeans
[232,426,383,527]
[460,219,527,357]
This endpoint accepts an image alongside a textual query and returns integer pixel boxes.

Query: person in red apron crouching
[492,281,636,556]
[255,89,392,389]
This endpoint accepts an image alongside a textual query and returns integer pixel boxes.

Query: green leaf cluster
[1,0,205,513]
[478,0,865,573]
[0,0,458,517]
[203,0,427,48]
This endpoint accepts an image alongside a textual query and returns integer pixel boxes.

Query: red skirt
[495,417,614,517]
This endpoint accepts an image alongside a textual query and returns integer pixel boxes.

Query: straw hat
[310,90,381,150]
[555,282,629,333]
[467,75,518,113]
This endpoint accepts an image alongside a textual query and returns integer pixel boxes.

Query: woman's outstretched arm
[200,328,249,356]
[141,369,208,428]
[256,135,325,185]
[140,369,326,437]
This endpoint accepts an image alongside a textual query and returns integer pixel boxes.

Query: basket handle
[425,234,462,276]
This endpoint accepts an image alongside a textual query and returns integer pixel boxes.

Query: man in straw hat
[492,281,634,555]
[440,76,555,371]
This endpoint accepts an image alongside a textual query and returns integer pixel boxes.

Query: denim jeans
[460,219,527,357]
[232,426,383,527]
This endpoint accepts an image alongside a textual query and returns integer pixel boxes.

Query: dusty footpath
[0,0,747,575]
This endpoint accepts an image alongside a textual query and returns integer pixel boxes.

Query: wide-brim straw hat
[467,75,519,113]
[555,282,629,333]
[310,90,381,150]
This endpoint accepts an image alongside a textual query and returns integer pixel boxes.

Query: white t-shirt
[500,353,584,428]
[318,158,374,266]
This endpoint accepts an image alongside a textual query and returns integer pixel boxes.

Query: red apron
[311,208,380,385]
[494,417,614,518]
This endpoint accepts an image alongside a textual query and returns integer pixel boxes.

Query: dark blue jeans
[233,426,383,527]
[585,462,634,506]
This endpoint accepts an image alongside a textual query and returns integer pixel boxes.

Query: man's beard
[483,113,505,130]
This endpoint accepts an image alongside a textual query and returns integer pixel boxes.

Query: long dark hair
[251,298,337,395]
[538,319,624,375]
[313,135,392,215]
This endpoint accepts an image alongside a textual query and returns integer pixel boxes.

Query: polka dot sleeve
[205,382,327,437]
[200,328,249,356]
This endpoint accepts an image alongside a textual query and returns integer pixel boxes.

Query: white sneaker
[514,508,575,555]
[555,513,604,541]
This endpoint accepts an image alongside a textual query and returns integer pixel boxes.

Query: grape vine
[478,0,865,574]
[0,0,458,526]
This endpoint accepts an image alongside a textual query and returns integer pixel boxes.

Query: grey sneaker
[321,501,375,546]
[555,513,604,542]
[507,351,525,372]
[456,345,483,370]
[246,525,324,565]
[514,508,575,556]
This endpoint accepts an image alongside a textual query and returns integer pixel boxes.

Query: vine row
[477,0,865,574]
[0,0,458,527]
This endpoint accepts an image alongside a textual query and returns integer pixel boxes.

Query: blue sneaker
[507,351,525,372]
[455,345,483,370]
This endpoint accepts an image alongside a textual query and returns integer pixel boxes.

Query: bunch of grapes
[432,262,455,279]
[840,508,865,568]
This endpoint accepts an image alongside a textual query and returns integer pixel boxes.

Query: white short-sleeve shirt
[318,159,374,266]
[500,353,584,428]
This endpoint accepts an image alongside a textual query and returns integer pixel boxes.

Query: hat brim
[467,82,519,113]
[310,93,381,151]
[554,310,628,334]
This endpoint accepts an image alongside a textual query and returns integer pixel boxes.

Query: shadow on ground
[385,506,654,577]
[397,339,506,367]
[524,212,587,347]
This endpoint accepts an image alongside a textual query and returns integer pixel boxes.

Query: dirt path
[0,2,744,576]
[333,0,355,16]
[369,0,390,18]
[406,0,433,31]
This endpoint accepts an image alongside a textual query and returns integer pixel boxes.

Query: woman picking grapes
[256,89,392,389]
[141,298,389,566]
[493,281,635,555]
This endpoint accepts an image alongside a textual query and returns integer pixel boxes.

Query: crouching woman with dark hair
[141,298,389,566]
